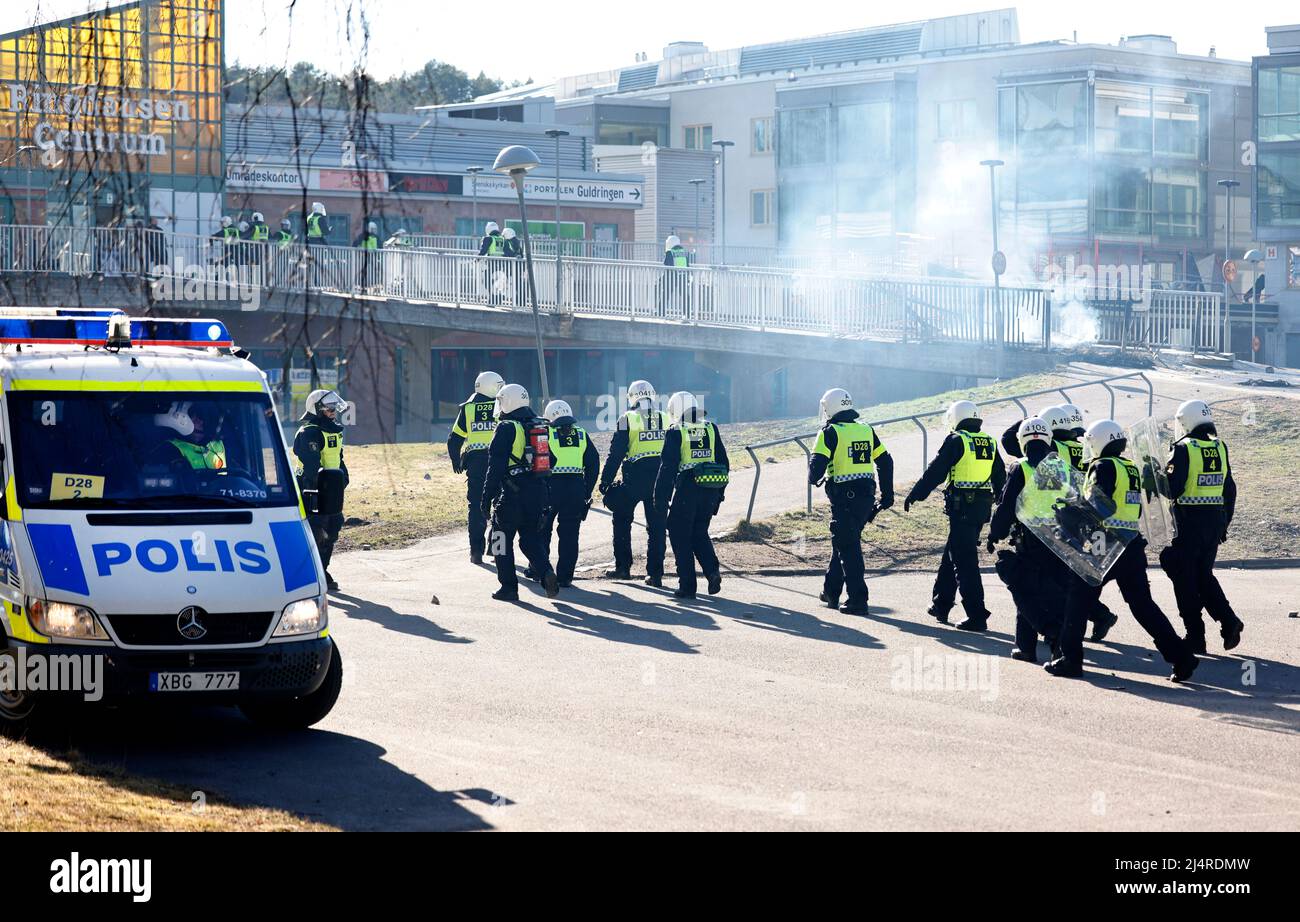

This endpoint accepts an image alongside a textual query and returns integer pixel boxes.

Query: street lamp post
[466,166,483,238]
[545,128,569,309]
[1244,247,1265,363]
[493,144,550,403]
[980,159,1006,378]
[688,178,706,246]
[1218,178,1240,355]
[711,139,734,263]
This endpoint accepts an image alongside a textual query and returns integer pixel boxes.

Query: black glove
[878,494,894,511]
[598,482,611,495]
[1220,528,1229,545]
[986,537,996,554]
[903,496,914,513]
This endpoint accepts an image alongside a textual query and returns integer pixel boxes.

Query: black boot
[819,591,839,610]
[605,567,632,580]
[927,605,950,625]
[1171,654,1199,683]
[706,573,722,596]
[1090,610,1119,642]
[1221,619,1244,651]
[1044,657,1084,678]
[644,574,663,588]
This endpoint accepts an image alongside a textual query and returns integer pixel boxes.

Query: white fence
[0,224,1224,352]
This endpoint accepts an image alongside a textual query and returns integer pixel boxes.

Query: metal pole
[467,167,482,237]
[545,128,569,310]
[982,159,1005,378]
[712,140,734,263]
[513,173,550,404]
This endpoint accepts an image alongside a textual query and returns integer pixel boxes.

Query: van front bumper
[9,636,333,702]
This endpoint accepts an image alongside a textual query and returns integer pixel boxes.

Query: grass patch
[337,443,465,551]
[0,736,332,831]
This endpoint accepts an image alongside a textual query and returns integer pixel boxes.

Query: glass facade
[0,0,223,232]
[998,78,1208,241]
[1256,58,1300,229]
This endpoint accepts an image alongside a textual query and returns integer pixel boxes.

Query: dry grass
[0,736,333,831]
[337,442,465,551]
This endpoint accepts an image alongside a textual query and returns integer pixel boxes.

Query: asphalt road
[49,362,1300,831]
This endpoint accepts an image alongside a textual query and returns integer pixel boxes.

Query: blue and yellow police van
[0,310,341,730]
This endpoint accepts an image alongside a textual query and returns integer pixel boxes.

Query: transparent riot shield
[1015,453,1132,587]
[1125,417,1178,551]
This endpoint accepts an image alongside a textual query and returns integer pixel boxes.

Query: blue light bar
[0,316,232,348]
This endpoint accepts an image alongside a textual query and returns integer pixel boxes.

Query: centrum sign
[470,174,644,206]
[6,83,194,157]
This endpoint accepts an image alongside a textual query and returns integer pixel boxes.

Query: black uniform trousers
[931,490,993,619]
[823,482,876,606]
[666,478,721,594]
[542,475,587,583]
[1158,509,1240,642]
[462,450,490,558]
[308,513,343,572]
[611,460,666,578]
[995,537,1067,656]
[1059,538,1188,667]
[490,478,553,594]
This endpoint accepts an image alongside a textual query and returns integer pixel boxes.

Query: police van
[0,309,341,730]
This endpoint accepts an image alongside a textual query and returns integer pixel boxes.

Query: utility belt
[945,487,994,519]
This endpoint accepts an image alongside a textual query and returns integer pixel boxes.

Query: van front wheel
[239,640,342,730]
[0,645,39,736]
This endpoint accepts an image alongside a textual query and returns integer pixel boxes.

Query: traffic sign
[992,250,1006,276]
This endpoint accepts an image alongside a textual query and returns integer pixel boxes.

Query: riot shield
[1015,453,1131,587]
[1125,417,1178,551]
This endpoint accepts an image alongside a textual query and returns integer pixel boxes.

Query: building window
[684,124,713,151]
[1288,245,1300,288]
[751,190,774,227]
[936,100,977,140]
[1258,150,1300,226]
[777,107,829,167]
[836,102,891,163]
[751,117,774,155]
[1259,65,1300,143]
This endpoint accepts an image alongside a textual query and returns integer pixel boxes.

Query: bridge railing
[741,371,1156,522]
[1086,291,1226,353]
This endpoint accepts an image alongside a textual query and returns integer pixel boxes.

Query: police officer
[294,389,349,592]
[479,221,507,304]
[249,211,269,242]
[599,380,669,586]
[502,227,526,305]
[275,218,295,247]
[903,400,1004,630]
[355,221,380,250]
[654,391,729,599]
[481,383,559,601]
[213,216,239,267]
[1159,399,1243,654]
[987,418,1071,661]
[659,235,689,318]
[355,221,380,289]
[1045,419,1198,682]
[447,370,503,564]
[154,401,227,472]
[541,399,600,587]
[306,202,329,245]
[1000,403,1119,642]
[807,388,894,616]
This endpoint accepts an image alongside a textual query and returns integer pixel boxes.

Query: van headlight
[26,599,109,641]
[274,597,328,637]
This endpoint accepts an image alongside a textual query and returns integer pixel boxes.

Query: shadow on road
[24,706,495,831]
[330,591,473,645]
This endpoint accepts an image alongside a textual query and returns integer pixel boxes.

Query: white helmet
[154,401,195,436]
[665,235,681,251]
[281,218,292,229]
[395,228,407,236]
[303,388,347,419]
[485,221,500,234]
[544,399,573,422]
[1036,404,1062,426]
[474,370,504,399]
[368,221,377,234]
[1059,403,1084,431]
[819,387,854,423]
[944,399,980,431]
[1045,406,1075,433]
[494,383,530,418]
[1175,399,1212,438]
[252,212,264,223]
[627,379,656,408]
[666,390,699,423]
[1016,417,1052,453]
[220,216,232,228]
[1082,418,1125,460]
[502,227,517,240]
[238,221,249,233]
[311,202,325,215]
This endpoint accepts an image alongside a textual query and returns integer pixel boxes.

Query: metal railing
[1086,291,1226,353]
[0,224,1048,347]
[742,371,1155,522]
[406,233,927,274]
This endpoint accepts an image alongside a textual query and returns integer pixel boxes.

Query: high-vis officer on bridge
[541,399,600,587]
[599,380,669,586]
[654,391,730,599]
[448,370,503,564]
[1159,399,1243,654]
[481,383,559,602]
[294,389,349,592]
[903,400,1004,630]
[1045,419,1198,682]
[249,212,269,242]
[807,388,894,617]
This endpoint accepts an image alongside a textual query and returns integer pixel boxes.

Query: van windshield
[8,391,296,510]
